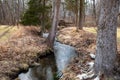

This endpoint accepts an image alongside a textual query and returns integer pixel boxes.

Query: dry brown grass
[57,27,96,52]
[57,27,120,80]
[0,25,18,42]
[0,25,48,80]
[57,27,96,80]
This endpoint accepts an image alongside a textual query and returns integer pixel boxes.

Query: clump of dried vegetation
[57,27,96,53]
[0,26,48,80]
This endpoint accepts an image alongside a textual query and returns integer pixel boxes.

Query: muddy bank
[0,26,50,80]
[57,27,96,80]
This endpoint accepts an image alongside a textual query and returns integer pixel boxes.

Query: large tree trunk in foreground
[94,0,119,78]
[47,0,61,48]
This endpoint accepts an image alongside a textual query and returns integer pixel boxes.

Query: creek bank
[0,26,50,80]
[18,33,78,80]
[18,53,56,80]
[58,27,120,80]
[57,27,96,80]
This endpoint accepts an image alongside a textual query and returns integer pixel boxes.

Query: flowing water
[54,42,77,71]
[19,54,56,80]
[19,33,78,80]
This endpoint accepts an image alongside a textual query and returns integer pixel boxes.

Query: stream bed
[19,33,78,80]
[19,53,56,80]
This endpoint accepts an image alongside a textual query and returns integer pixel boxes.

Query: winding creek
[18,33,78,80]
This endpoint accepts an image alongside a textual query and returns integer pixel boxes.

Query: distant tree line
[0,0,27,25]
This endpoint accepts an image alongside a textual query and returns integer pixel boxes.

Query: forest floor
[0,25,49,80]
[0,25,120,80]
[57,27,120,80]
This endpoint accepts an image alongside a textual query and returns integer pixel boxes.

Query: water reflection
[19,54,56,80]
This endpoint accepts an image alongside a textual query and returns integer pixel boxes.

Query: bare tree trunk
[22,0,25,13]
[93,0,96,23]
[0,1,6,24]
[94,0,119,78]
[47,0,61,48]
[78,0,84,30]
[62,2,66,20]
[6,0,17,25]
[96,0,100,24]
[17,0,20,25]
[3,0,11,24]
[75,0,78,26]
[41,0,45,33]
[51,0,55,20]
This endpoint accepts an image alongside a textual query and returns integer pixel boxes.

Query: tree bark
[94,0,119,78]
[41,0,45,33]
[78,0,84,30]
[47,0,61,48]
[75,0,78,27]
[0,1,6,24]
[96,0,100,25]
[93,0,96,23]
[62,2,66,20]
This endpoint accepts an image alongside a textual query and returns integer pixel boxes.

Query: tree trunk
[96,0,100,24]
[22,0,25,13]
[75,0,78,27]
[93,0,96,23]
[51,0,55,20]
[0,1,6,24]
[41,0,45,33]
[62,2,66,20]
[94,0,119,78]
[47,0,61,48]
[78,0,84,30]
[17,0,20,25]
